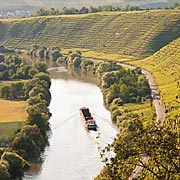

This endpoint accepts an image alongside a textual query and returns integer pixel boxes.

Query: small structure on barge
[79,107,98,131]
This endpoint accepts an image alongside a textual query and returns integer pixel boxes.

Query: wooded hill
[1,10,180,58]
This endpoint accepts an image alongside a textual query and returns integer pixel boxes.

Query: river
[23,67,118,180]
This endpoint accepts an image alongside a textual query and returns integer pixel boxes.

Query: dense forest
[33,5,141,16]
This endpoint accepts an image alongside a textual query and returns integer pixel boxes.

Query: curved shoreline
[85,57,165,179]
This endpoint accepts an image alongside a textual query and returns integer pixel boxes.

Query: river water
[23,67,117,180]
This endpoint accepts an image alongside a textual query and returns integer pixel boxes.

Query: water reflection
[23,66,117,180]
[49,66,99,85]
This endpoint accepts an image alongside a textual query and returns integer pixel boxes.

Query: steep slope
[1,10,180,57]
[133,37,180,119]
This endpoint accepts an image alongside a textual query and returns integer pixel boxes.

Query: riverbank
[0,54,52,179]
[58,51,179,180]
[23,68,118,180]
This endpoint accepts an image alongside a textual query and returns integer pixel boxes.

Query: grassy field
[118,100,156,127]
[0,99,27,139]
[0,121,24,139]
[132,37,180,120]
[1,10,180,58]
[0,81,18,89]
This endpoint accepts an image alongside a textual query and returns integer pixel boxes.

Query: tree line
[0,54,37,81]
[33,5,141,16]
[28,45,62,62]
[0,54,51,179]
[32,2,180,17]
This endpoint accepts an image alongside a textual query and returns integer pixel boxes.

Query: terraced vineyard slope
[133,37,180,120]
[1,10,180,57]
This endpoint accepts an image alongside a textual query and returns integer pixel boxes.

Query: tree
[79,7,89,14]
[28,69,37,78]
[11,125,46,159]
[1,86,11,99]
[0,160,10,180]
[106,84,120,104]
[35,63,48,72]
[44,50,50,59]
[14,56,22,65]
[96,120,180,180]
[35,8,48,16]
[73,57,82,68]
[8,69,16,79]
[101,71,121,88]
[88,6,98,13]
[0,55,5,63]
[11,82,25,99]
[2,70,9,80]
[96,62,120,76]
[50,50,61,62]
[35,72,51,88]
[0,63,7,72]
[38,49,45,59]
[1,152,29,179]
[27,108,49,137]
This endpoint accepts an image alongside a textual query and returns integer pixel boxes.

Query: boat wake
[89,130,101,155]
[52,114,77,130]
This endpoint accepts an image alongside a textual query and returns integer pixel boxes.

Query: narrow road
[118,63,165,180]
[119,63,165,127]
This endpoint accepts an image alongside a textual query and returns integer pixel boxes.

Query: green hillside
[133,37,180,120]
[1,10,180,58]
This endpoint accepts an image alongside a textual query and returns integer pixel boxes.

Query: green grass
[1,10,180,58]
[118,100,156,127]
[0,80,27,92]
[0,121,24,139]
[132,37,180,120]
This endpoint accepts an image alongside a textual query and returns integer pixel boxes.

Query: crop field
[0,99,27,139]
[1,10,180,57]
[0,99,27,123]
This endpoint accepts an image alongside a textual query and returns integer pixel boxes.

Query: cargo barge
[79,107,98,131]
